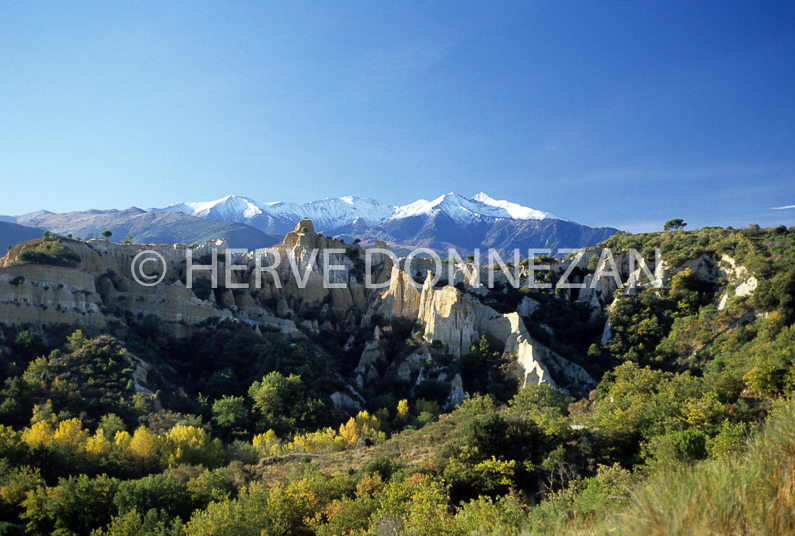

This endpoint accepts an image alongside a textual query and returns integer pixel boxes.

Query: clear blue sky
[1,1,793,232]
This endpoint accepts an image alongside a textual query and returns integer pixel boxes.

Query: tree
[663,219,687,232]
[396,399,409,423]
[128,427,160,475]
[14,330,44,361]
[339,411,383,448]
[67,329,88,351]
[21,474,120,535]
[161,425,222,468]
[247,372,320,434]
[99,414,127,439]
[101,230,113,240]
[508,384,571,436]
[211,396,248,436]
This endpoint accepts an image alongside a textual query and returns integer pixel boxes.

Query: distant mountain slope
[333,213,617,255]
[152,192,618,254]
[17,208,278,249]
[8,192,618,254]
[0,221,45,252]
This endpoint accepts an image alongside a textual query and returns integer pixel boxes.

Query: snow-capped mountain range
[2,193,618,255]
[152,192,559,234]
[145,192,617,254]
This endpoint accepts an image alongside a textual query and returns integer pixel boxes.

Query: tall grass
[597,398,795,535]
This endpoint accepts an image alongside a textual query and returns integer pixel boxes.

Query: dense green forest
[0,225,794,535]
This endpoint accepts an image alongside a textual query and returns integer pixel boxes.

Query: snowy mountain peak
[471,192,557,220]
[151,192,556,234]
[157,195,266,223]
[388,192,554,225]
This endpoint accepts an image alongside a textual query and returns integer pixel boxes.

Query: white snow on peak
[471,192,556,220]
[159,195,266,223]
[389,192,554,225]
[260,196,394,229]
[152,192,555,231]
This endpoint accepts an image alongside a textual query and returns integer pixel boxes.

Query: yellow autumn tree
[22,421,54,451]
[161,424,222,468]
[397,399,409,421]
[85,429,113,461]
[129,426,160,474]
[30,400,57,426]
[114,430,132,449]
[339,411,384,449]
[288,427,344,454]
[252,429,282,457]
[52,418,90,454]
[0,425,23,460]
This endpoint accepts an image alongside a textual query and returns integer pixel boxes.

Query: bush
[16,238,80,267]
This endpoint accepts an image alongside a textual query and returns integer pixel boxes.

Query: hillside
[0,220,44,252]
[334,212,618,254]
[0,223,792,534]
[14,207,279,249]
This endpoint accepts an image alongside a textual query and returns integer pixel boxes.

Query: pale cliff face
[8,224,716,396]
[2,226,761,398]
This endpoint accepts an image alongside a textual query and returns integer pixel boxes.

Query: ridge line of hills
[0,192,620,255]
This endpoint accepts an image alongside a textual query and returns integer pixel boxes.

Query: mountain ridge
[10,208,279,249]
[2,193,619,255]
[150,192,559,234]
[148,192,616,254]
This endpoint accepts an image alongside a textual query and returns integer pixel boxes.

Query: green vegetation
[0,225,793,534]
[663,218,687,232]
[15,235,81,267]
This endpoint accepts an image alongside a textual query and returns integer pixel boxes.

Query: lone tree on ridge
[663,218,687,232]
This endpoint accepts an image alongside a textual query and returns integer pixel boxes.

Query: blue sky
[1,1,793,232]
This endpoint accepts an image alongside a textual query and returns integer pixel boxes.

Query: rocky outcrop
[517,296,540,317]
[396,347,431,383]
[0,264,108,328]
[331,391,362,415]
[418,286,479,359]
[0,219,598,394]
[487,311,596,393]
[578,248,759,317]
[717,255,758,309]
[364,269,596,393]
[366,265,423,321]
[600,319,612,345]
[0,235,305,339]
[356,326,387,382]
[447,374,465,408]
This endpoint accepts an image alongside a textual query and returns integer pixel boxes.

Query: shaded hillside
[334,213,619,255]
[0,220,45,252]
[18,207,279,249]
